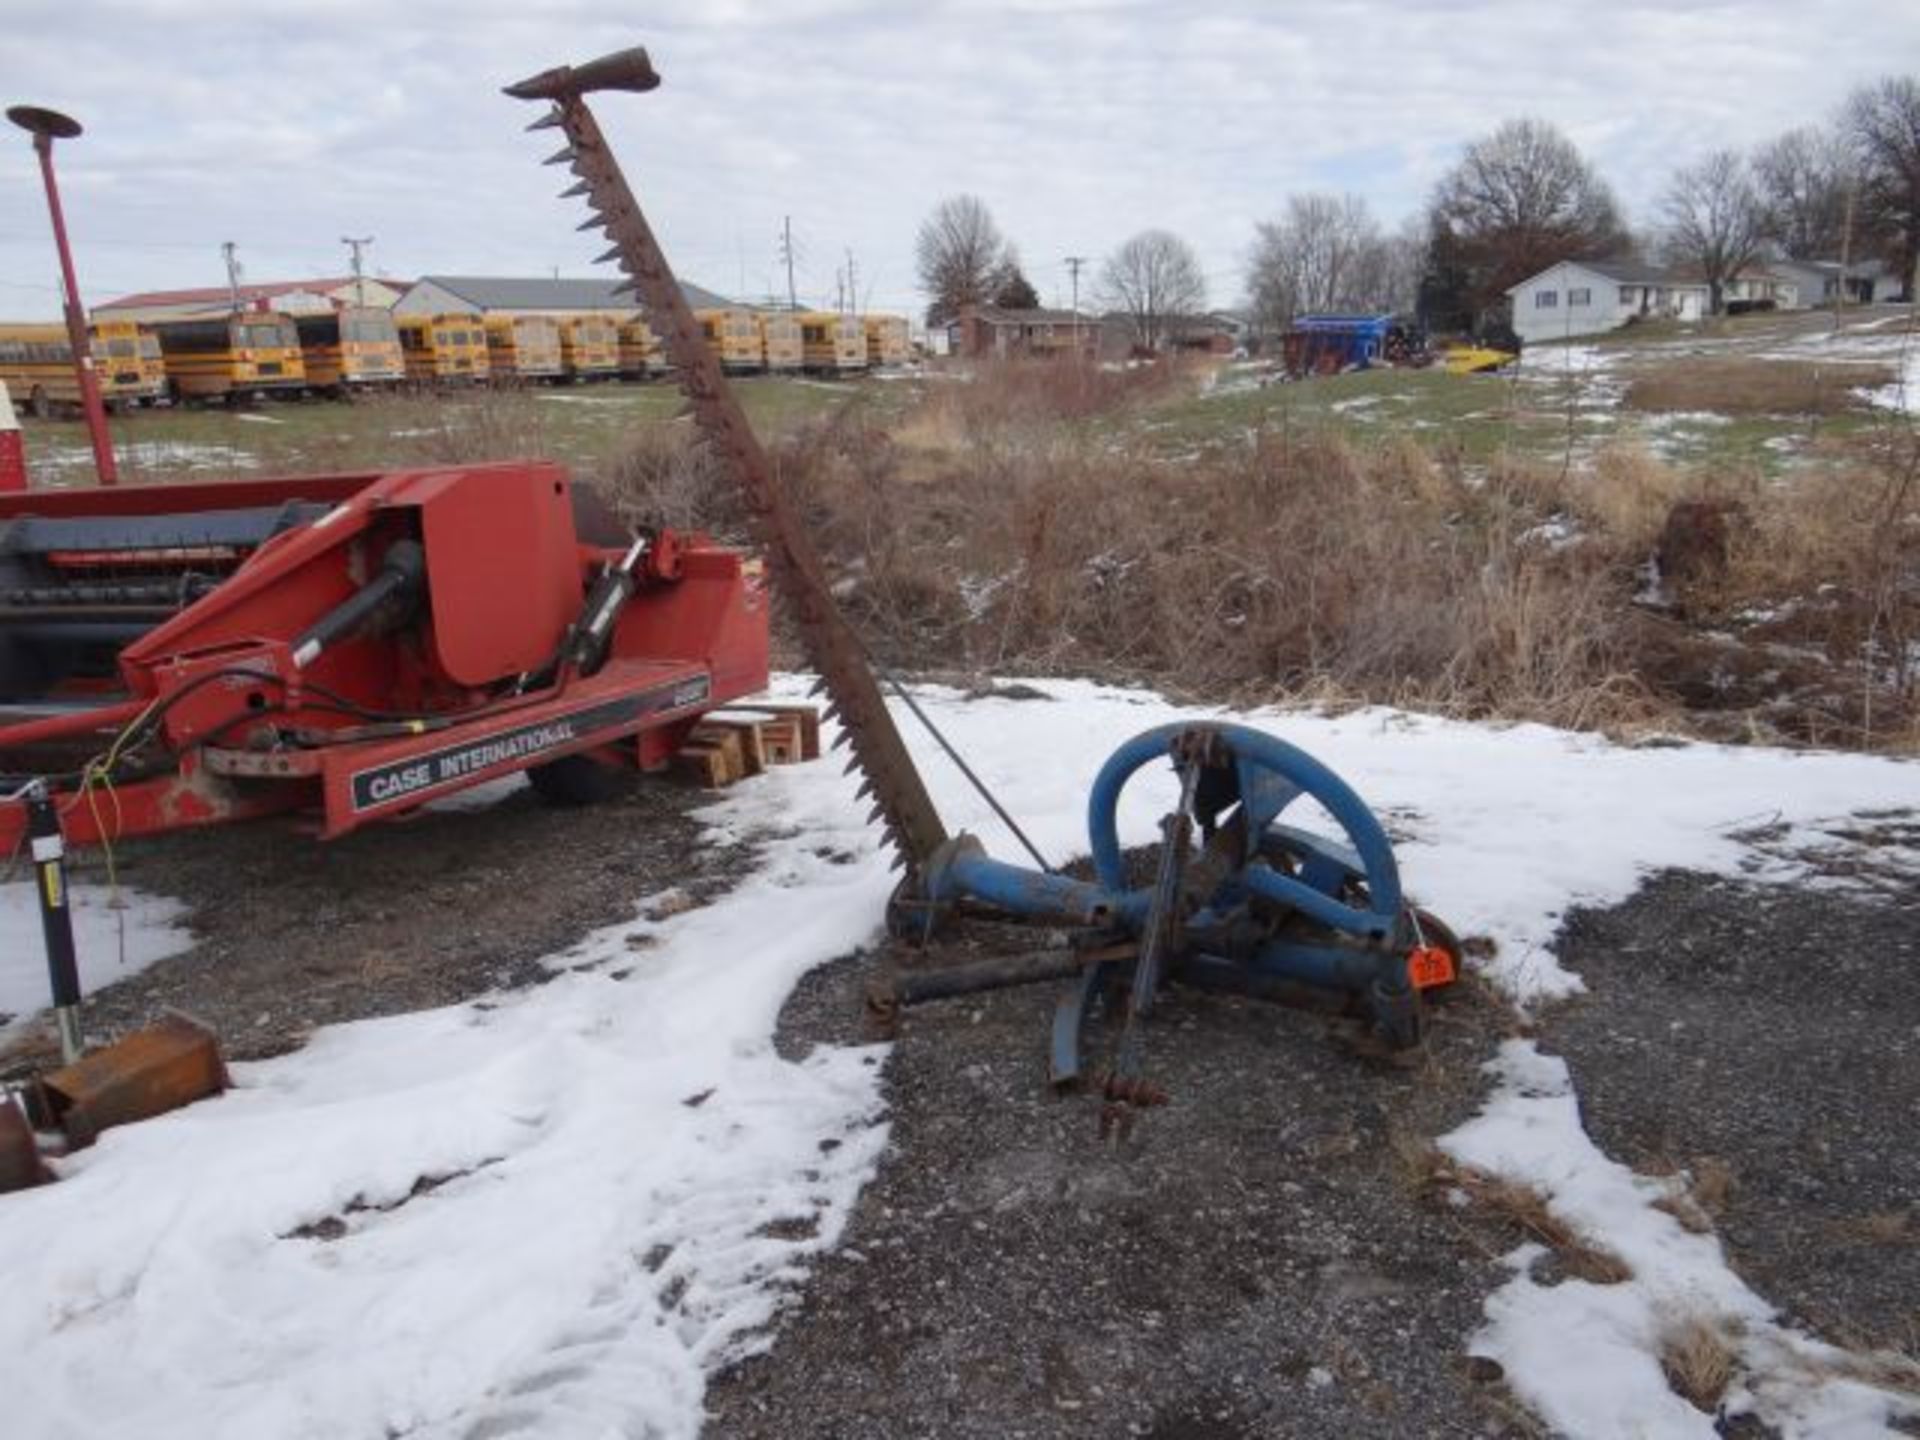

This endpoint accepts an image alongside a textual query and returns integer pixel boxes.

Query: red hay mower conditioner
[0,460,770,855]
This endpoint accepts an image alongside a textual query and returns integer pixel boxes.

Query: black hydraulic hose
[291,539,425,670]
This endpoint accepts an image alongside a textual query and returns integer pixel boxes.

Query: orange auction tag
[1407,945,1456,990]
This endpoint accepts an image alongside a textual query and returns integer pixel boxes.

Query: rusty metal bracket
[0,1096,53,1192]
[24,1011,228,1148]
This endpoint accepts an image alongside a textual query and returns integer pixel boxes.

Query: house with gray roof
[1765,257,1902,310]
[1504,260,1710,343]
[393,275,734,318]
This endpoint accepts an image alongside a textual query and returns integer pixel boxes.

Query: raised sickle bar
[504,49,950,876]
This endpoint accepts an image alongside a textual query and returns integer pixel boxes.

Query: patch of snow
[534,391,631,405]
[31,441,264,478]
[1518,515,1584,551]
[1329,395,1381,414]
[1638,410,1733,428]
[0,882,193,1035]
[1444,1042,1919,1438]
[1860,342,1919,414]
[233,412,285,425]
[959,568,1016,619]
[1516,343,1613,375]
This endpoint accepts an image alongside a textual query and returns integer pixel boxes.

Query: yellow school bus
[695,308,763,373]
[484,315,563,382]
[798,311,867,373]
[396,313,490,385]
[757,311,803,373]
[616,318,661,379]
[294,307,404,393]
[863,314,910,367]
[152,312,307,402]
[558,314,620,381]
[0,320,169,416]
[91,319,169,406]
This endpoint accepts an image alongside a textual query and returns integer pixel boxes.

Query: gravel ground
[1548,867,1920,1362]
[0,775,738,1077]
[702,925,1532,1440]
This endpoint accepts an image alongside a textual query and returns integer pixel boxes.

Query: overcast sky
[2,1,1914,324]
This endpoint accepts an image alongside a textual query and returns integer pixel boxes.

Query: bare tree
[1247,193,1381,330]
[1428,117,1628,316]
[916,194,1009,327]
[1378,212,1428,316]
[1752,126,1852,258]
[1101,230,1206,351]
[1662,150,1766,313]
[1844,75,1920,299]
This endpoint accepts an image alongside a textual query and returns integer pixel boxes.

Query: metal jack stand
[24,782,83,1064]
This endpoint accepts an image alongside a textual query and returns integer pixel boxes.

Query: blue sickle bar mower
[507,46,1463,1132]
[874,723,1462,1132]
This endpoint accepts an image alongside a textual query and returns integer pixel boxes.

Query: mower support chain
[505,49,949,873]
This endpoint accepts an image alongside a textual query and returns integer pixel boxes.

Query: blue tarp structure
[1283,314,1395,374]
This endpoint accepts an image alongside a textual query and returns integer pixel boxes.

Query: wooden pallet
[674,704,822,789]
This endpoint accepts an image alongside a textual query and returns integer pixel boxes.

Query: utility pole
[221,240,243,313]
[1834,179,1857,333]
[9,103,116,486]
[779,216,798,310]
[1065,255,1088,360]
[845,249,858,316]
[341,235,373,307]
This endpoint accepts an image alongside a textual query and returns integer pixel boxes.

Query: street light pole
[7,104,117,486]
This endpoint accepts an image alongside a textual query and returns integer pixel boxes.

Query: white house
[1723,268,1797,307]
[1504,260,1709,344]
[1765,258,1903,309]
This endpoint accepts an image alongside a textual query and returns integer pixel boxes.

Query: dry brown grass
[1625,358,1897,416]
[1399,1142,1634,1285]
[895,356,1186,448]
[757,366,1920,751]
[554,351,1920,753]
[1829,1208,1918,1249]
[1569,442,1739,553]
[598,421,740,538]
[1660,1315,1740,1413]
[1653,1156,1737,1234]
[782,410,1685,731]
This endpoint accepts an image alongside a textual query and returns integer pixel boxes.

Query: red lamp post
[8,103,118,486]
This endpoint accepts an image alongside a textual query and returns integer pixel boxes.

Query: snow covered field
[2,677,1916,1437]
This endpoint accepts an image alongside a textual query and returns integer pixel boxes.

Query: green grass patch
[16,374,888,489]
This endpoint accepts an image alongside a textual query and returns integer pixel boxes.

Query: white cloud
[1,1,1912,320]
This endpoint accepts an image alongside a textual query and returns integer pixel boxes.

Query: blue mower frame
[877,722,1458,1111]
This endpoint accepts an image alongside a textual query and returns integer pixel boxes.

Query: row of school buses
[0,307,912,414]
